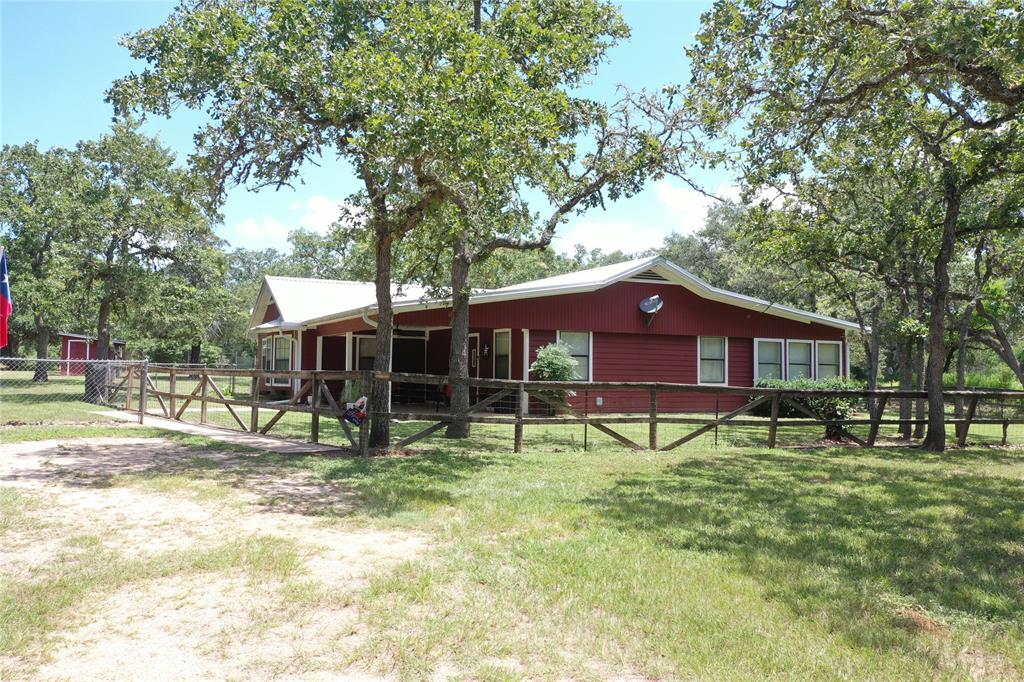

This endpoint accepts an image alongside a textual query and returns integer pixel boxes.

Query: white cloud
[289,195,350,235]
[227,194,353,249]
[653,180,741,235]
[554,219,667,255]
[233,215,290,243]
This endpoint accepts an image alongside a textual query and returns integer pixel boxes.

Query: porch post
[295,330,303,393]
[345,332,353,400]
[521,329,530,415]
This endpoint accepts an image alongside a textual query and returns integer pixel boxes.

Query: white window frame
[556,330,593,382]
[786,339,814,381]
[493,328,512,380]
[753,338,785,381]
[263,335,294,387]
[697,336,729,385]
[815,340,843,380]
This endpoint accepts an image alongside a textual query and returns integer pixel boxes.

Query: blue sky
[1,0,730,255]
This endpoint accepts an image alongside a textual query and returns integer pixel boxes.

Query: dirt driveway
[0,437,427,681]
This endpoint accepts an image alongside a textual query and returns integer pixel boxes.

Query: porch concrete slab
[101,411,346,455]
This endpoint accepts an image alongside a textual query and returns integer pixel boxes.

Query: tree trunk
[913,335,927,439]
[954,316,970,418]
[922,201,959,451]
[85,297,114,402]
[96,297,112,360]
[32,320,49,382]
[369,232,394,450]
[898,337,914,439]
[445,246,473,439]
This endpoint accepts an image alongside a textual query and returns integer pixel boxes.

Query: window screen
[817,343,841,379]
[559,331,590,381]
[494,330,511,380]
[357,337,376,371]
[757,340,783,380]
[699,337,726,383]
[274,337,291,371]
[262,338,273,371]
[788,341,812,379]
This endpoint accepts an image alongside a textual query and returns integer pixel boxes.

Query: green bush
[528,343,578,414]
[752,377,862,440]
[529,343,579,382]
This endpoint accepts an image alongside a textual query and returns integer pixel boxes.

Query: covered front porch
[306,326,526,409]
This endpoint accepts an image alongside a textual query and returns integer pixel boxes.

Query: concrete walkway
[104,411,346,454]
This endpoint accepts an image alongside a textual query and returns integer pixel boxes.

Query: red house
[59,333,127,375]
[248,256,860,412]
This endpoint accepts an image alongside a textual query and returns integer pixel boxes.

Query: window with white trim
[698,336,727,384]
[755,339,783,380]
[494,330,511,380]
[262,336,293,386]
[558,331,590,381]
[356,336,376,371]
[261,338,273,372]
[787,341,813,380]
[816,341,841,379]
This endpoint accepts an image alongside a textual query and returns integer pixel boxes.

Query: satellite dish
[639,294,663,314]
[639,295,663,327]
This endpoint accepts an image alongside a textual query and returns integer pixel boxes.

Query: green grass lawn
[3,415,1024,679]
[235,436,1023,679]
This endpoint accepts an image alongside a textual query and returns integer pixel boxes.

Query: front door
[392,337,426,404]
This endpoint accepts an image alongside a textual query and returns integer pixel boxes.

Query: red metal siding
[729,337,754,386]
[316,317,370,336]
[395,281,845,340]
[426,329,450,375]
[262,303,280,324]
[301,330,318,370]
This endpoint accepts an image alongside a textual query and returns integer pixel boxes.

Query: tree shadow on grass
[2,435,505,520]
[589,449,1024,635]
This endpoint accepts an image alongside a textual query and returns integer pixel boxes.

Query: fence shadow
[589,449,1024,630]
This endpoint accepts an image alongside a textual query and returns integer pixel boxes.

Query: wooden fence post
[514,383,525,453]
[649,389,658,450]
[249,372,260,432]
[311,373,321,444]
[957,395,979,447]
[138,362,148,424]
[200,372,209,425]
[169,370,177,421]
[767,392,781,449]
[866,395,889,447]
[125,365,135,412]
[359,370,371,456]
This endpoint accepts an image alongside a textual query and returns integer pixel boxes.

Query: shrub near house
[753,377,861,440]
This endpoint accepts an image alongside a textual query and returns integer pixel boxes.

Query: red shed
[247,256,860,412]
[59,333,127,375]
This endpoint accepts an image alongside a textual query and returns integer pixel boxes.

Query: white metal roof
[250,256,862,333]
[248,276,427,333]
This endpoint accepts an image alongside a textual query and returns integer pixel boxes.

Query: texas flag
[0,247,11,349]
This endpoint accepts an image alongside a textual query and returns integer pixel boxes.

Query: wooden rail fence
[125,366,1024,453]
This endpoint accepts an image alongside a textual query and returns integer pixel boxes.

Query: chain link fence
[0,358,142,425]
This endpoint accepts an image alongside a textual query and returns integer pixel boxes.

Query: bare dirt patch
[0,437,426,680]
